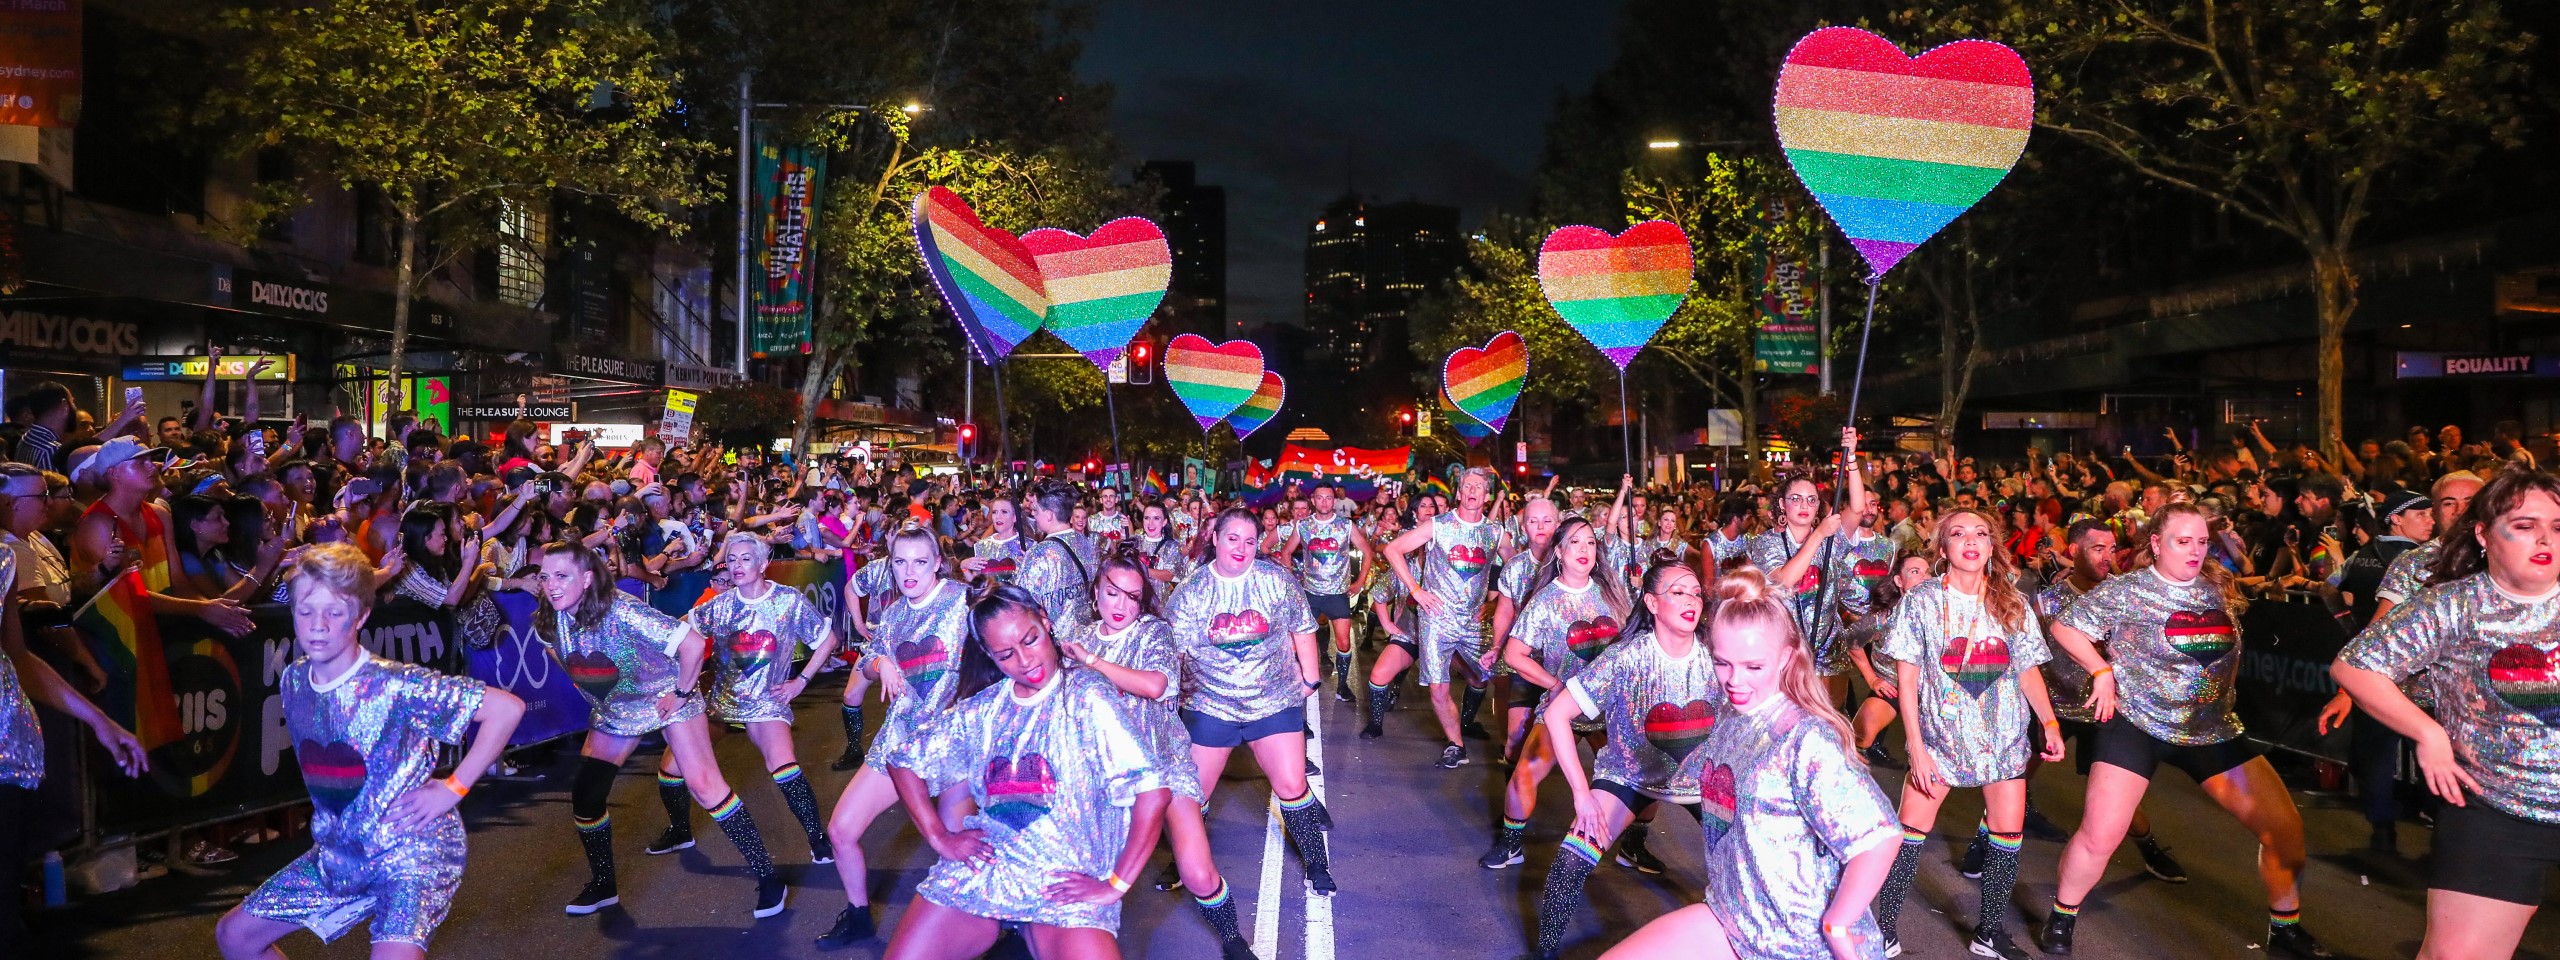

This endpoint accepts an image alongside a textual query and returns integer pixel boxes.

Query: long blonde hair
[1711,568,1861,765]
[1930,508,2030,635]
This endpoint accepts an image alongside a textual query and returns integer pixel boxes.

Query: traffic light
[1128,339,1154,385]
[1085,458,1100,475]
[958,423,976,460]
[1398,409,1415,427]
[1516,462,1530,477]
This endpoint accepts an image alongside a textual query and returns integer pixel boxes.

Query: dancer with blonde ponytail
[1599,569,1898,960]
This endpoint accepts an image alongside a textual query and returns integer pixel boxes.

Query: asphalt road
[26,653,2560,960]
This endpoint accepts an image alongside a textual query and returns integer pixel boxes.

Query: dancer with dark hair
[1280,481,1372,702]
[1022,480,1099,636]
[1481,515,1629,871]
[1381,468,1514,768]
[1359,494,1440,740]
[1751,428,1872,706]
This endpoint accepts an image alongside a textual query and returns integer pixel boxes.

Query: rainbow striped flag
[1141,469,1166,496]
[1275,443,1411,503]
[72,572,180,750]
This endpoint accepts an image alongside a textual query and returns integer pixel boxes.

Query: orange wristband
[440,776,469,799]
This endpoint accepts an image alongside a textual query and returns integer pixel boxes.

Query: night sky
[1080,0,1625,327]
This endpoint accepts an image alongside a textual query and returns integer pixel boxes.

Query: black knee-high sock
[1980,830,2025,936]
[1459,683,1487,728]
[1276,790,1329,873]
[571,756,620,884]
[841,703,864,748]
[1367,683,1393,723]
[1535,833,1605,955]
[1876,826,1928,937]
[577,813,616,884]
[707,793,776,879]
[772,763,828,848]
[1334,650,1353,685]
[1193,878,1245,943]
[656,769,692,836]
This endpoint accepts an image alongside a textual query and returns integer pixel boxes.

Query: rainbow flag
[1275,443,1411,503]
[1419,475,1451,500]
[1774,28,2033,277]
[1141,469,1166,496]
[73,572,180,750]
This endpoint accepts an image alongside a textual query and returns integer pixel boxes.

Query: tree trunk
[792,344,846,465]
[390,212,419,413]
[1936,266,1981,455]
[1740,338,1761,465]
[2310,246,2358,467]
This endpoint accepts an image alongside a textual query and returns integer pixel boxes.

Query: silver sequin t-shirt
[1565,629,1723,802]
[973,534,1029,584]
[1746,529,1861,669]
[280,651,484,861]
[1292,513,1361,595]
[864,579,973,774]
[1878,579,2051,786]
[2341,573,2560,823]
[1700,697,1898,960]
[1022,531,1098,635]
[891,668,1165,932]
[552,593,699,737]
[2372,538,2443,606]
[0,551,39,789]
[1070,615,1204,803]
[689,583,835,724]
[1419,512,1503,623]
[1511,578,1623,729]
[1165,559,1316,722]
[2053,567,2244,746]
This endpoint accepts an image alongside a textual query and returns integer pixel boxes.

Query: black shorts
[2058,718,2102,776]
[1181,703,1307,749]
[2088,715,2258,783]
[1592,778,1704,822]
[2434,800,2560,905]
[1307,592,1354,620]
[1511,680,1548,709]
[1385,633,1418,657]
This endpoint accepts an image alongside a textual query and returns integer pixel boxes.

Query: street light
[1648,139,1683,150]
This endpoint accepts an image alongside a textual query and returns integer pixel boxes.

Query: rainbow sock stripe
[1278,790,1318,812]
[657,771,685,788]
[2270,908,2301,928]
[1195,880,1231,909]
[1988,831,2024,853]
[1975,815,1989,835]
[1901,826,1929,845]
[770,763,804,785]
[2053,901,2081,918]
[576,813,611,831]
[1562,834,1604,865]
[1502,816,1528,832]
[709,793,745,821]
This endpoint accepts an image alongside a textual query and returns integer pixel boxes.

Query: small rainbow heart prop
[1225,371,1285,440]
[1537,222,1693,371]
[1774,27,2033,279]
[912,187,1048,361]
[1162,334,1265,431]
[1022,218,1171,370]
[1442,330,1527,433]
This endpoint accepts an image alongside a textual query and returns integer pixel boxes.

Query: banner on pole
[1753,242,1820,375]
[661,389,698,443]
[752,124,825,356]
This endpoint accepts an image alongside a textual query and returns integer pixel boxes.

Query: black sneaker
[2134,836,2188,884]
[1861,742,1904,769]
[2022,807,2070,843]
[1480,832,1525,869]
[1359,719,1385,740]
[1306,758,1322,777]
[1460,721,1491,741]
[1970,926,2033,960]
[1436,744,1467,769]
[753,875,789,919]
[828,745,865,772]
[1304,863,1337,896]
[810,839,835,865]
[1221,938,1261,960]
[1883,937,1903,958]
[814,904,875,948]
[1961,836,1985,878]
[645,827,695,856]
[564,878,619,915]
[1613,835,1667,875]
[2035,912,2075,956]
[2266,923,2334,959]
[1151,864,1184,892]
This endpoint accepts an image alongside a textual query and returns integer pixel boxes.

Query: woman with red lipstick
[2036,503,2331,959]
[963,494,1029,585]
[1528,558,1722,960]
[1869,510,2064,960]
[1753,428,1872,705]
[1481,516,1631,871]
[2334,468,2560,960]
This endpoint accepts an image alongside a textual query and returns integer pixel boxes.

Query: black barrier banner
[2234,598,2354,764]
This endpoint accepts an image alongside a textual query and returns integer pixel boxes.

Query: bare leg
[1428,681,1461,745]
[1026,923,1123,960]
[1191,744,1237,806]
[1245,731,1311,801]
[2416,889,2537,960]
[2054,764,2151,906]
[825,767,901,906]
[1367,644,1413,687]
[882,898,1001,960]
[1600,904,1743,960]
[213,909,298,960]
[2198,757,2307,911]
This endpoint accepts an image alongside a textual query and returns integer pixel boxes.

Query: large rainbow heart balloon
[1225,371,1285,440]
[1163,334,1265,431]
[912,187,1047,361]
[1774,27,2033,279]
[1537,222,1693,371]
[1442,331,1527,433]
[1022,218,1172,371]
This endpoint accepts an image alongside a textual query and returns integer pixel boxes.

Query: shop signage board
[2395,351,2560,379]
[560,352,664,385]
[660,389,698,444]
[121,355,297,382]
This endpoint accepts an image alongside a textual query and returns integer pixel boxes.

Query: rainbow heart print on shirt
[911,186,1048,361]
[1643,699,1717,763]
[1939,635,2010,697]
[297,739,367,814]
[1773,27,2033,278]
[2487,644,2560,726]
[1208,610,1272,659]
[2164,609,2236,666]
[730,629,781,674]
[1446,543,1492,579]
[1536,222,1693,371]
[1022,218,1171,370]
[1565,616,1620,663]
[564,651,621,703]
[896,638,951,694]
[983,754,1059,831]
[1698,763,1739,849]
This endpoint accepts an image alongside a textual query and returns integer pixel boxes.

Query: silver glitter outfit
[2052,568,2244,746]
[1410,513,1505,685]
[1563,629,1723,802]
[1746,528,1861,676]
[1511,578,1621,732]
[1878,579,2050,786]
[1700,697,1898,960]
[552,593,700,738]
[689,583,834,724]
[851,558,896,635]
[1165,559,1316,722]
[974,534,1030,585]
[890,669,1166,932]
[864,579,973,775]
[2341,573,2560,823]
[1069,615,1205,803]
[1292,513,1361,596]
[1842,531,1898,617]
[2371,538,2444,606]
[1133,534,1188,583]
[1022,531,1098,635]
[240,651,484,948]
[1088,511,1130,549]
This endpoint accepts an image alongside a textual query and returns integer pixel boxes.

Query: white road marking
[1304,696,1335,960]
[1255,781,1285,956]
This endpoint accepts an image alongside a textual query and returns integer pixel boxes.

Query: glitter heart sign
[1225,371,1285,440]
[1537,222,1693,371]
[1442,330,1527,433]
[1021,217,1172,371]
[1774,27,2033,279]
[1162,333,1265,431]
[911,186,1048,362]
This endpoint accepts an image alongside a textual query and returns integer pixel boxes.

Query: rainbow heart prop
[1443,331,1528,432]
[1644,699,1717,763]
[1537,222,1692,371]
[1774,27,2033,279]
[1226,371,1285,440]
[1022,218,1171,370]
[2488,644,2560,726]
[912,186,1048,361]
[1163,334,1265,431]
[983,754,1059,830]
[1939,635,2011,697]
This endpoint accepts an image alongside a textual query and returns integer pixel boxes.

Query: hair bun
[1715,568,1771,605]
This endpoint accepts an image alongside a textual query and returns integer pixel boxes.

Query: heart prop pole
[1105,377,1123,473]
[1617,370,1632,477]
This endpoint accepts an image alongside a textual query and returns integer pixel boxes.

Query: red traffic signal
[1085,459,1100,473]
[1516,462,1530,476]
[1398,409,1415,426]
[958,424,977,443]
